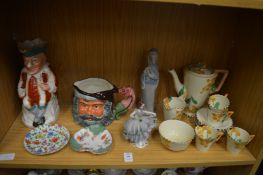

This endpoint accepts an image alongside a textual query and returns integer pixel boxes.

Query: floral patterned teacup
[227,127,255,155]
[208,94,230,111]
[195,125,223,152]
[163,97,186,120]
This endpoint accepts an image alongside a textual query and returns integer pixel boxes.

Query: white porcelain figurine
[17,38,59,128]
[141,48,159,112]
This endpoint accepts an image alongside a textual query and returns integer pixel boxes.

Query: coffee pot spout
[168,69,187,100]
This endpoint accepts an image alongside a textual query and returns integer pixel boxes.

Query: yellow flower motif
[212,113,222,122]
[196,126,212,139]
[201,78,216,94]
[229,128,241,137]
[209,95,216,103]
[163,98,170,110]
[235,142,244,149]
[199,138,211,147]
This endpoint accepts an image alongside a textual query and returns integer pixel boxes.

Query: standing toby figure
[17,38,59,128]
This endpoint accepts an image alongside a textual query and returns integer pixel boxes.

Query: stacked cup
[207,94,233,124]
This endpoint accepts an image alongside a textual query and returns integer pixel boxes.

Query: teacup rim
[227,127,251,144]
[195,125,218,140]
[208,94,230,110]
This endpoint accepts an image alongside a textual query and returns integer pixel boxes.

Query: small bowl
[159,120,195,151]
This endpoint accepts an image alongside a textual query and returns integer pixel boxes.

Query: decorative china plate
[70,124,112,154]
[24,124,70,155]
[196,107,233,131]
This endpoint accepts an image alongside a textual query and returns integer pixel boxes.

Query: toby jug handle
[113,86,135,119]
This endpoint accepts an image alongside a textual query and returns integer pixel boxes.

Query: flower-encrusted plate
[24,124,70,155]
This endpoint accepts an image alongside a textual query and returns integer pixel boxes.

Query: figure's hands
[40,83,50,91]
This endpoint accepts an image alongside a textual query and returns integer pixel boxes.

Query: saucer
[24,124,70,155]
[196,107,232,131]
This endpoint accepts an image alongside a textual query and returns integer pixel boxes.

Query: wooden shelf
[138,0,263,10]
[0,105,256,169]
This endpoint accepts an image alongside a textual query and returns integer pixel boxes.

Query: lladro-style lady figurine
[17,38,59,128]
[141,48,159,112]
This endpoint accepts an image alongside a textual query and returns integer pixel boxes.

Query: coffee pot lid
[187,63,214,75]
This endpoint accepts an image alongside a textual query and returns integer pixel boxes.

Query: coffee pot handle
[214,69,229,92]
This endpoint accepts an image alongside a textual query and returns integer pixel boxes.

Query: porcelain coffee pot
[169,63,228,116]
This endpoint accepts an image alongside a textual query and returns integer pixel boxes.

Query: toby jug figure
[17,38,59,128]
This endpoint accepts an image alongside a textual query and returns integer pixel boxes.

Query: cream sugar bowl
[159,120,195,151]
[227,127,255,155]
[195,125,223,152]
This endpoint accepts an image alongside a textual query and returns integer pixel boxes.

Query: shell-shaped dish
[70,124,112,154]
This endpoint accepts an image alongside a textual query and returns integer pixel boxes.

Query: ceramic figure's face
[148,51,158,65]
[24,53,46,74]
[79,99,106,119]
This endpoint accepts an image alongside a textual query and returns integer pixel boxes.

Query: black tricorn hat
[17,38,47,57]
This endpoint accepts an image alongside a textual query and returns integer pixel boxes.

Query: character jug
[73,78,135,127]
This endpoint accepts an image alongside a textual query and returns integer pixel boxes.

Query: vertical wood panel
[0,15,21,175]
[208,10,263,175]
[0,2,20,141]
[11,0,238,105]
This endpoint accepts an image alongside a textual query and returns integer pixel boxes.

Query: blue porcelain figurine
[141,48,159,112]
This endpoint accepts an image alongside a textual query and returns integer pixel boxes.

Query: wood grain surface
[10,0,238,105]
[207,10,263,175]
[0,105,255,169]
[0,4,20,141]
[138,0,263,10]
[1,0,263,174]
